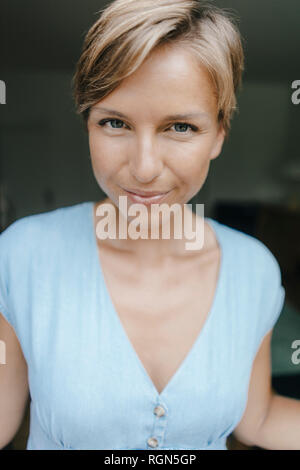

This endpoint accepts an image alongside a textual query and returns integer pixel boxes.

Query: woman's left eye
[171,123,197,133]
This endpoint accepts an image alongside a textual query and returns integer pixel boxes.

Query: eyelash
[97,118,199,134]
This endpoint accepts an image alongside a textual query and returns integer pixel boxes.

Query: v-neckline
[88,200,225,399]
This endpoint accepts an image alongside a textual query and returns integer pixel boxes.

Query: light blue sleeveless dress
[0,201,285,450]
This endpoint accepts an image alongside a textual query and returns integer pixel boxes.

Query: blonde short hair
[72,0,244,137]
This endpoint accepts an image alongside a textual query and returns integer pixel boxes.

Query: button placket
[154,405,165,417]
[146,400,168,449]
[147,436,159,448]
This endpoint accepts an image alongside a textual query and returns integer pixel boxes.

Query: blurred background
[0,0,299,450]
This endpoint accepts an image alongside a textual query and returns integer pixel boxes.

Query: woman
[0,0,299,451]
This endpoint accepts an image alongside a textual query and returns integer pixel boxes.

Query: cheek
[171,148,211,203]
[170,140,212,182]
[88,132,121,176]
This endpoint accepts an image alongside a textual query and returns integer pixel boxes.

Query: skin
[86,43,225,397]
[87,43,225,261]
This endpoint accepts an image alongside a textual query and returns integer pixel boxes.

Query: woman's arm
[233,329,300,450]
[0,312,29,449]
[254,392,300,450]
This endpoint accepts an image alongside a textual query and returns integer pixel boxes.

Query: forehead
[95,44,218,116]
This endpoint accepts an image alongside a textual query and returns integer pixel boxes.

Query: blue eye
[98,118,125,129]
[172,122,197,133]
[97,119,198,134]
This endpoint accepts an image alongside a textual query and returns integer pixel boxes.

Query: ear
[209,123,226,161]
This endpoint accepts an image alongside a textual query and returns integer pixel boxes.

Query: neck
[94,197,206,260]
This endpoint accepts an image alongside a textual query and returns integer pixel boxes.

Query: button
[147,437,159,448]
[153,405,165,417]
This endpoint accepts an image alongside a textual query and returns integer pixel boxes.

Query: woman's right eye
[97,118,125,129]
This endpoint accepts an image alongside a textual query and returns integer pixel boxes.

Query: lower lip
[122,189,171,205]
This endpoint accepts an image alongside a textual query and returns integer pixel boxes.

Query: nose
[129,131,164,184]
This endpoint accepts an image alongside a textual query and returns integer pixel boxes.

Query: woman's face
[87,44,225,210]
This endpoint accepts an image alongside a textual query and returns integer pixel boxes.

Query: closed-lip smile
[122,188,170,197]
[120,187,172,205]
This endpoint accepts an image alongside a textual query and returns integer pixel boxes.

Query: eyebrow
[92,106,210,121]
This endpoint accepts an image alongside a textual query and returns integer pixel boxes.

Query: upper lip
[122,188,170,197]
